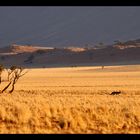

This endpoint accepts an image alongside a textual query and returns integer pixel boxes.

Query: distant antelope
[110,91,121,95]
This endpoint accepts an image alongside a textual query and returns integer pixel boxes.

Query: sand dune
[0,41,140,68]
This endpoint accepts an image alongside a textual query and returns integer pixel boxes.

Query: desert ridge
[0,40,140,68]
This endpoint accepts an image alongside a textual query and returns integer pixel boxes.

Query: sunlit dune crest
[66,47,86,52]
[0,42,140,67]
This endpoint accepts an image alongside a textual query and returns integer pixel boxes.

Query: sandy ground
[0,65,140,133]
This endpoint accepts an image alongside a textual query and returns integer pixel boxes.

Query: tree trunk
[2,81,12,93]
[9,78,16,93]
[9,84,15,93]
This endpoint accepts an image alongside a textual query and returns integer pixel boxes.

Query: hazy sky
[0,6,140,47]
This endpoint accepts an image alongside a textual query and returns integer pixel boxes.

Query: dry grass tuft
[0,65,140,133]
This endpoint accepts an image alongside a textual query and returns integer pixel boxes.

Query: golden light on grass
[0,65,140,133]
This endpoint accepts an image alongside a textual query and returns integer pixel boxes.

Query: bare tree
[9,67,28,93]
[1,66,28,93]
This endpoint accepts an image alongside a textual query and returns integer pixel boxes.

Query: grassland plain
[0,65,140,134]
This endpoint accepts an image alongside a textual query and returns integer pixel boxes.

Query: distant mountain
[0,7,140,47]
[0,39,140,67]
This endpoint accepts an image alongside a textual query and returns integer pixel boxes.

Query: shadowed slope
[0,42,140,68]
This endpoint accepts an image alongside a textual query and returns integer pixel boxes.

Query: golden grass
[0,65,140,133]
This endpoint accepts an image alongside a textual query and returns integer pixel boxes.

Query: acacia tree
[9,67,28,93]
[1,65,28,93]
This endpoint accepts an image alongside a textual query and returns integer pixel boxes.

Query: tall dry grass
[0,65,140,133]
